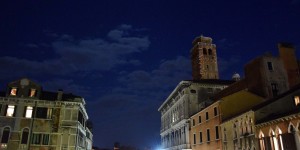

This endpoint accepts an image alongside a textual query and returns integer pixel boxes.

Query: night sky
[0,0,300,149]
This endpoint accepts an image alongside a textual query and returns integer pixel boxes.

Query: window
[208,49,212,55]
[10,88,17,96]
[31,133,41,144]
[259,131,265,150]
[25,106,33,118]
[267,62,273,71]
[190,89,196,93]
[203,48,207,55]
[31,133,49,145]
[78,111,85,126]
[198,116,201,123]
[214,107,218,116]
[36,107,52,119]
[207,129,210,142]
[29,89,36,97]
[193,133,196,144]
[294,96,300,106]
[42,134,49,145]
[21,128,29,144]
[192,119,195,126]
[6,105,15,117]
[271,83,278,96]
[199,132,203,143]
[215,126,219,139]
[1,127,10,143]
[223,128,227,141]
[206,112,209,121]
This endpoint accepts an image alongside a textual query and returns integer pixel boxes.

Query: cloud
[0,25,150,78]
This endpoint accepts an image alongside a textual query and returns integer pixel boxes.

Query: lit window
[6,105,15,117]
[30,89,36,97]
[10,88,17,96]
[25,106,33,118]
[294,96,300,106]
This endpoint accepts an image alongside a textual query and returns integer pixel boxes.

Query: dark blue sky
[0,0,300,149]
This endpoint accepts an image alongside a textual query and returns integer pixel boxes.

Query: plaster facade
[158,80,232,150]
[0,78,92,150]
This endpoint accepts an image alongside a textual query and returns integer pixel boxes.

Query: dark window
[42,134,49,145]
[193,134,196,144]
[192,119,195,126]
[207,129,210,141]
[36,107,48,119]
[216,126,219,139]
[78,111,85,125]
[203,48,207,55]
[214,107,218,116]
[1,127,10,143]
[190,89,196,93]
[31,133,41,144]
[199,132,202,143]
[267,62,273,71]
[21,129,29,144]
[271,83,279,96]
[208,49,212,55]
[206,112,209,120]
[198,116,201,123]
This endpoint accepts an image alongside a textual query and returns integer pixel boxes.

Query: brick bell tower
[191,35,219,80]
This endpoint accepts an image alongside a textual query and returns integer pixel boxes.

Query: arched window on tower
[203,48,207,55]
[208,49,212,55]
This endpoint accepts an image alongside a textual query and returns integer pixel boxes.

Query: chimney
[57,89,63,101]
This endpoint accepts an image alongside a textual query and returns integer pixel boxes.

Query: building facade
[255,85,300,150]
[158,80,232,150]
[190,101,222,150]
[278,43,300,88]
[0,78,92,150]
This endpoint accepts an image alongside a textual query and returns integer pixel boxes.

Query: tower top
[191,35,219,80]
[192,35,213,45]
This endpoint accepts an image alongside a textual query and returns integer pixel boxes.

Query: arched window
[1,127,10,143]
[276,127,284,150]
[233,123,237,139]
[259,131,265,150]
[270,130,279,150]
[249,118,253,134]
[208,49,212,55]
[21,128,29,144]
[203,48,207,55]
